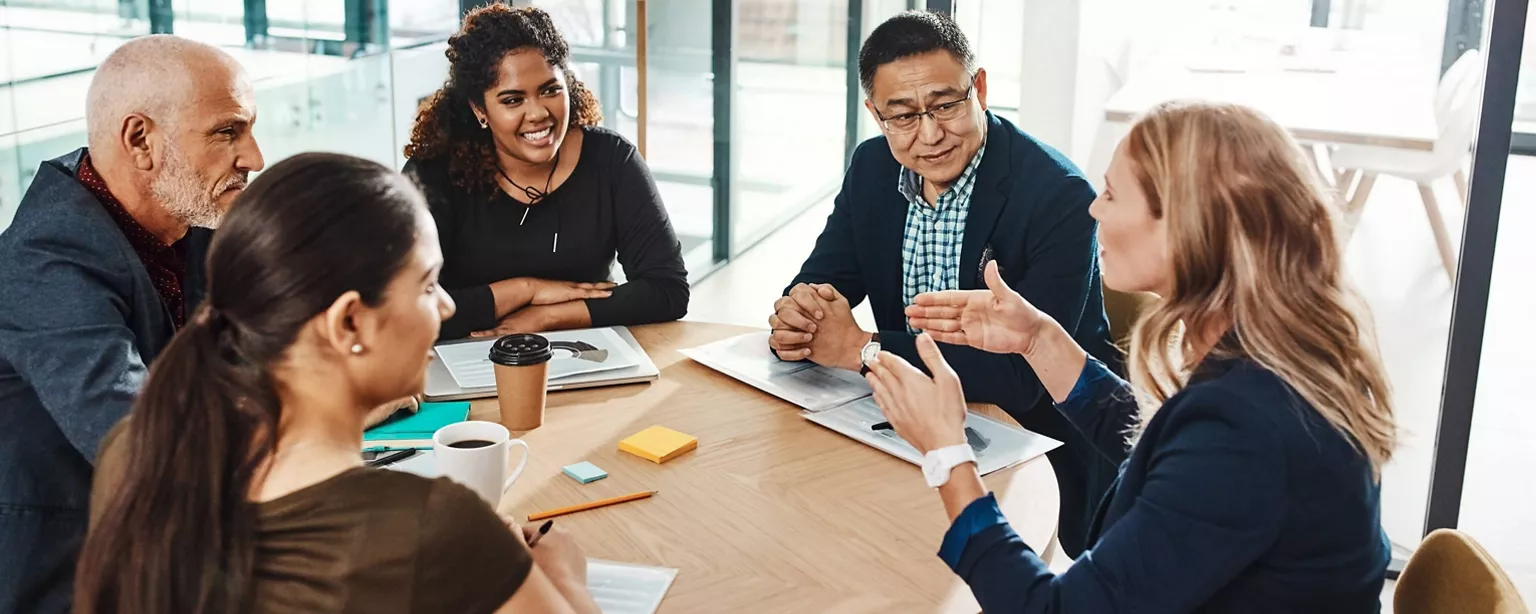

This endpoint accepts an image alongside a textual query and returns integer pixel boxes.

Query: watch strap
[925,444,978,488]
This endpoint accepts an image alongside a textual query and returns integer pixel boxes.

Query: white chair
[1332,49,1484,281]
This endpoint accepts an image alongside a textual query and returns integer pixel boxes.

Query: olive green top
[91,426,532,613]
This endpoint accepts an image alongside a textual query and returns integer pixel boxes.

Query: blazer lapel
[960,113,1012,290]
[870,181,910,320]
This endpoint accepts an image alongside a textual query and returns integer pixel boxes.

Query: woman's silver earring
[351,343,365,355]
[478,118,488,129]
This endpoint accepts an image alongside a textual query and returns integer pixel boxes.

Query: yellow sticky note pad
[618,426,698,464]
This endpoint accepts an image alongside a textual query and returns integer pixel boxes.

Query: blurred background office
[1,0,1531,606]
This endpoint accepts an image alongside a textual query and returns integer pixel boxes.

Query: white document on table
[803,397,1061,475]
[681,332,1061,475]
[435,328,641,389]
[678,331,870,412]
[587,559,677,614]
[381,450,439,478]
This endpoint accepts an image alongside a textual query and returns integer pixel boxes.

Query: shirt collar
[897,137,988,209]
[77,152,178,258]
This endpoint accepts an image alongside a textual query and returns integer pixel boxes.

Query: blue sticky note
[562,461,608,484]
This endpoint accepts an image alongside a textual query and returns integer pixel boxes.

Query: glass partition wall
[0,0,948,274]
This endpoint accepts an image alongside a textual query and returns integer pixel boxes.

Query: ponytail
[75,152,426,613]
[75,305,280,614]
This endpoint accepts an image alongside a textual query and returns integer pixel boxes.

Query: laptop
[424,326,660,402]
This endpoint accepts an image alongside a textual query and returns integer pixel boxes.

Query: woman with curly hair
[405,4,688,340]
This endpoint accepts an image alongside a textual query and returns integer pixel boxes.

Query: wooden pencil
[527,490,657,522]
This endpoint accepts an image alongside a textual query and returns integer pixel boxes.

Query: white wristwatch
[922,444,978,488]
[858,333,881,375]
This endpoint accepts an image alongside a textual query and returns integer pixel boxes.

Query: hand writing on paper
[520,522,589,591]
[864,333,967,455]
[905,261,1046,356]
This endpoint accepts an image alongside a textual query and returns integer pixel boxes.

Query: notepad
[382,450,440,478]
[362,401,470,450]
[587,559,677,614]
[618,426,697,464]
[563,461,608,484]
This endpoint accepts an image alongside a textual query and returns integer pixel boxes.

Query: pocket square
[978,244,1003,278]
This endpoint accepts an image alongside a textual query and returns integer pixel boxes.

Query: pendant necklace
[497,150,561,226]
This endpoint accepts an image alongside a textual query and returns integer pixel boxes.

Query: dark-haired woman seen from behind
[75,153,600,614]
[405,4,688,340]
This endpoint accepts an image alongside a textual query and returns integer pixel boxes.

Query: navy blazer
[946,355,1391,613]
[0,149,208,614]
[789,112,1116,409]
[788,112,1120,555]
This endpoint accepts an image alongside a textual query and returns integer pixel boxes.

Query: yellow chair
[1102,287,1154,351]
[1395,529,1529,614]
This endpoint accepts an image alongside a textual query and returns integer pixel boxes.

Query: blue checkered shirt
[898,142,986,332]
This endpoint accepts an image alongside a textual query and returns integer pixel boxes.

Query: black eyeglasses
[874,86,974,134]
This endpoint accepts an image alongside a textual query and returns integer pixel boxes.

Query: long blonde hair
[1122,100,1396,475]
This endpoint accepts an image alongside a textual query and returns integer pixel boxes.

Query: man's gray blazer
[0,148,208,614]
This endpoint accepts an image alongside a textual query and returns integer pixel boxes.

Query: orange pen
[527,490,656,522]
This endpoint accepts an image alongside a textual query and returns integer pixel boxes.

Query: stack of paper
[682,332,1061,476]
[618,426,698,464]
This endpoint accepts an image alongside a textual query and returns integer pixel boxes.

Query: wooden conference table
[470,321,1060,613]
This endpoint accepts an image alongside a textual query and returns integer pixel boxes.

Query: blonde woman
[865,100,1396,613]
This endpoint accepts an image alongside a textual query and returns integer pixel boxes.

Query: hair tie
[196,307,251,365]
[195,306,237,344]
[194,305,226,329]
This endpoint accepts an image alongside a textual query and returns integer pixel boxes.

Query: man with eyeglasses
[768,11,1119,559]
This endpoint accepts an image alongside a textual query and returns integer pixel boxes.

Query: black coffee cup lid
[488,333,553,366]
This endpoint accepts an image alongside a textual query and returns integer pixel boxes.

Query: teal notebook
[363,401,470,451]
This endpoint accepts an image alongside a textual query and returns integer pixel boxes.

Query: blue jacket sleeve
[0,237,146,462]
[942,387,1289,613]
[884,177,1100,411]
[1055,358,1140,465]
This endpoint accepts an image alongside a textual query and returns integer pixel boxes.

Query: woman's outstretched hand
[905,261,1047,356]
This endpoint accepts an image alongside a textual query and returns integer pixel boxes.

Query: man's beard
[151,147,245,230]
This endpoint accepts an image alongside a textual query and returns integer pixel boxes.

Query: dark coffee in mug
[448,439,496,449]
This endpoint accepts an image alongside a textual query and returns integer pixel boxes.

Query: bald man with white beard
[0,35,262,613]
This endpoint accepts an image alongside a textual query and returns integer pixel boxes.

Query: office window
[954,0,1489,574]
[731,0,849,252]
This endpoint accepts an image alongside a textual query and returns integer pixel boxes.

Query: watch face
[861,342,881,364]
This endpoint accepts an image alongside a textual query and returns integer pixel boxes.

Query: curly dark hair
[404,4,603,193]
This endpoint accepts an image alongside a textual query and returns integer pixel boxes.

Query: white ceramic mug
[432,421,529,506]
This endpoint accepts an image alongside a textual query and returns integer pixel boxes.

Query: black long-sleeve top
[404,127,689,340]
